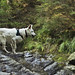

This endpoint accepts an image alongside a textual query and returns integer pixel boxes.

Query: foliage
[0,0,75,54]
[35,0,75,41]
[70,37,75,52]
[26,41,44,52]
[59,37,75,53]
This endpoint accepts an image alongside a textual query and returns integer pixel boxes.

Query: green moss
[53,52,70,66]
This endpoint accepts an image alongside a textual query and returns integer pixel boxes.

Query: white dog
[0,24,36,54]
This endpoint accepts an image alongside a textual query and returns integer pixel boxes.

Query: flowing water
[0,51,73,75]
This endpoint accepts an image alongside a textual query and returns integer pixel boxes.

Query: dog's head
[26,24,36,37]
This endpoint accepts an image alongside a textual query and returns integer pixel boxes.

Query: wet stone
[1,64,13,72]
[0,72,10,75]
[0,63,3,70]
[0,55,8,58]
[1,65,7,72]
[0,51,74,75]
[0,59,9,63]
[14,65,23,70]
[10,72,17,75]
[8,60,20,66]
[19,67,26,72]
[25,57,35,63]
[33,73,41,75]
[31,58,41,66]
[33,52,42,59]
[44,62,58,72]
[40,58,54,68]
[54,69,73,75]
[24,52,33,58]
[25,72,34,75]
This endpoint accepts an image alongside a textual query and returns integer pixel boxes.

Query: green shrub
[36,44,44,51]
[70,11,75,15]
[28,44,35,50]
[70,37,75,52]
[59,37,75,53]
[59,40,70,53]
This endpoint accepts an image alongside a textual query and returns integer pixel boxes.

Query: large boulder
[68,52,75,62]
[65,52,75,70]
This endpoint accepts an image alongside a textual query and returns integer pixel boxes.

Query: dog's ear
[29,25,31,29]
[28,24,33,29]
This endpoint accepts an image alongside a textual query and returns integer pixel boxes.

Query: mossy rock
[65,52,75,70]
[68,52,75,61]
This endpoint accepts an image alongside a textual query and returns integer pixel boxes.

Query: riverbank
[0,50,73,75]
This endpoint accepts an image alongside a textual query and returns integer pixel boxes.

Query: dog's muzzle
[32,35,36,37]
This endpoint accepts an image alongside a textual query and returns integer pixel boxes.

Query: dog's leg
[2,41,10,53]
[11,38,17,54]
[1,35,10,53]
[2,45,10,53]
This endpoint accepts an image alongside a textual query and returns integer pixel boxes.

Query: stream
[0,50,73,75]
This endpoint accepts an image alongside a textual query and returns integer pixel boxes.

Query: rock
[64,65,75,70]
[19,67,26,72]
[54,69,73,75]
[33,72,41,75]
[25,57,35,63]
[44,62,58,71]
[44,62,58,75]
[25,72,34,75]
[14,65,23,71]
[65,52,75,71]
[1,65,7,72]
[1,51,73,75]
[1,64,13,72]
[24,52,33,58]
[10,72,16,75]
[0,72,10,75]
[0,53,35,75]
[31,58,41,66]
[17,71,34,75]
[68,52,75,65]
[45,54,54,59]
[40,58,54,68]
[33,51,42,59]
[68,52,75,61]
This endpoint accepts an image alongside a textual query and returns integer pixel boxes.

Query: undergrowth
[0,0,75,64]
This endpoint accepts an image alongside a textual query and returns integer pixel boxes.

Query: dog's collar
[25,30,28,38]
[16,29,23,39]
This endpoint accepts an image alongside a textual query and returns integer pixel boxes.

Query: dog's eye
[31,31,34,32]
